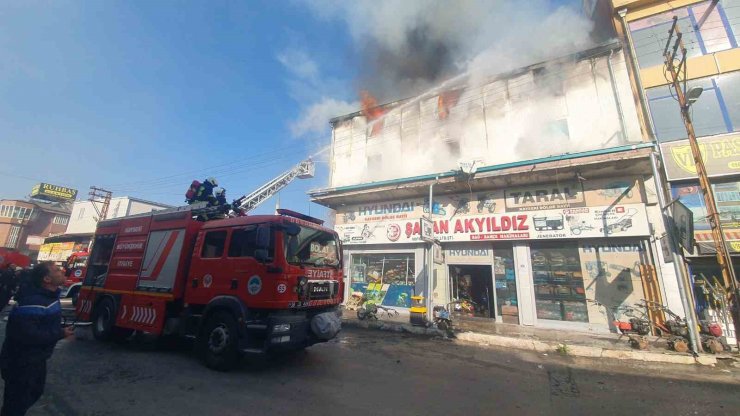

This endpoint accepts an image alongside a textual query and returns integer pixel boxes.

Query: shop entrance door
[449,265,495,319]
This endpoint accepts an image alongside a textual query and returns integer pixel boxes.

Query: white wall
[330,48,643,188]
[64,197,170,235]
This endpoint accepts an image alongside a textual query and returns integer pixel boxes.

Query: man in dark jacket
[0,262,73,416]
[0,265,20,313]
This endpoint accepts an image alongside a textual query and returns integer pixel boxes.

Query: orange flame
[360,90,385,135]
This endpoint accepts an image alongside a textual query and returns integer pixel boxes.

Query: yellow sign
[31,183,78,201]
[662,135,740,180]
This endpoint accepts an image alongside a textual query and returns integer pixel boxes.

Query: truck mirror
[256,225,271,249]
[254,249,269,263]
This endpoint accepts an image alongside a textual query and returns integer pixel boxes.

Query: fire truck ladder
[110,158,316,222]
[231,158,314,214]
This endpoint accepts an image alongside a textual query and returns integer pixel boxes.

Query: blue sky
[0,0,581,220]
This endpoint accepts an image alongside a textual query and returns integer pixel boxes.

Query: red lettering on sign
[517,215,529,230]
[491,217,501,232]
[464,219,475,233]
[501,216,511,231]
[438,220,449,234]
[454,219,464,233]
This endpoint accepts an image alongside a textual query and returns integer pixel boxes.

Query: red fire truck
[75,207,343,370]
[62,251,89,304]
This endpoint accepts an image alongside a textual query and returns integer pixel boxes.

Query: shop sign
[504,182,585,212]
[671,200,694,253]
[444,244,492,265]
[660,135,740,180]
[31,183,78,202]
[420,217,434,242]
[336,203,650,245]
[336,178,645,226]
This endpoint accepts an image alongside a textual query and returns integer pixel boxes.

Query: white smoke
[290,97,358,137]
[294,1,632,187]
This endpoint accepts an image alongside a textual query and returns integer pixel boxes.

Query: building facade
[310,41,682,333]
[0,199,71,257]
[611,0,739,339]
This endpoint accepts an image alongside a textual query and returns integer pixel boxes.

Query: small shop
[337,176,660,332]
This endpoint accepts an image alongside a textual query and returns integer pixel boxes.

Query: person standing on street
[0,262,74,416]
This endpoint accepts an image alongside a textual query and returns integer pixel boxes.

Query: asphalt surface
[1,304,739,416]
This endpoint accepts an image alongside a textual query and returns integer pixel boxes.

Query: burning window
[533,67,564,97]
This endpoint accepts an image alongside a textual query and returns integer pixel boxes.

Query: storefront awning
[310,144,654,208]
[693,229,740,255]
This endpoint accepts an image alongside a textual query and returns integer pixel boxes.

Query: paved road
[1,311,738,416]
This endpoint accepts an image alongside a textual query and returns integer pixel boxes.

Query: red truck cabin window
[201,231,227,258]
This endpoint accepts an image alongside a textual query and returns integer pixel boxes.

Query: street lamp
[687,87,703,105]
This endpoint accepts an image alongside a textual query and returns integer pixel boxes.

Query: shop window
[350,253,415,308]
[201,231,227,258]
[494,247,519,324]
[531,242,588,323]
[629,2,739,70]
[672,181,740,229]
[449,265,494,318]
[647,77,734,142]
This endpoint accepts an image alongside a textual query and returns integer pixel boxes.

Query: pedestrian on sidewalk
[0,262,74,416]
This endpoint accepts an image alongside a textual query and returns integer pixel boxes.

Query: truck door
[222,225,274,304]
[187,229,229,305]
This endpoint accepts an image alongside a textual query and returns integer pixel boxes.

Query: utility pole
[663,16,739,349]
[88,187,112,222]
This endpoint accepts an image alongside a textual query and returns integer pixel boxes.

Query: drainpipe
[607,50,628,144]
[427,176,439,321]
[650,152,701,355]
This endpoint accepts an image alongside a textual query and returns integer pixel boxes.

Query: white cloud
[277,48,319,82]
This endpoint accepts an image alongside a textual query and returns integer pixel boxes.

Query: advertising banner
[660,134,740,180]
[336,203,650,245]
[31,183,78,202]
[671,181,740,254]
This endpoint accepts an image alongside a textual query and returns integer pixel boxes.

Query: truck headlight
[273,324,291,333]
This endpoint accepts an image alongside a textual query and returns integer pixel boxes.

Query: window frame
[200,230,228,259]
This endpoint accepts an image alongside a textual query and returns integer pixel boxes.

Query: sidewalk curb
[342,318,718,366]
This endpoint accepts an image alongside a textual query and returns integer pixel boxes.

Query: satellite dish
[458,159,484,175]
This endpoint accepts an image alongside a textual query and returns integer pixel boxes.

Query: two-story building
[309,39,683,333]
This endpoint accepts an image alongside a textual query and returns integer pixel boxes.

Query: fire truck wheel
[198,311,240,371]
[92,298,132,343]
[69,287,80,307]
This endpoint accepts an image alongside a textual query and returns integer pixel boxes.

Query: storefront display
[350,253,415,308]
[531,242,588,323]
[448,265,494,318]
[494,246,518,324]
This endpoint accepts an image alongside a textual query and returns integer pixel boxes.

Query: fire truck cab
[76,208,343,370]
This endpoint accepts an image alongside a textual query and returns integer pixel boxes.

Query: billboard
[661,134,740,181]
[31,183,78,202]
